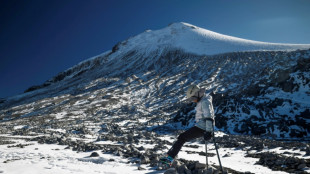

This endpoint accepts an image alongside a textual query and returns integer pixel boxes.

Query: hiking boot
[157,155,174,170]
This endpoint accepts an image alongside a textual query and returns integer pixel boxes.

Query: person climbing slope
[159,84,215,168]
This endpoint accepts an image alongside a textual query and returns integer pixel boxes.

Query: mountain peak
[167,22,196,28]
[113,22,310,56]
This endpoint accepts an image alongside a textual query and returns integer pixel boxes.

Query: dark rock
[215,114,228,129]
[305,147,310,156]
[177,164,191,174]
[0,98,5,104]
[239,123,250,133]
[250,123,266,135]
[164,168,177,174]
[138,166,146,170]
[297,163,307,170]
[241,105,251,115]
[299,109,310,119]
[90,152,99,157]
[184,145,200,149]
[24,83,50,93]
[223,153,231,157]
[195,162,206,170]
[289,129,305,138]
[247,152,310,172]
[150,157,159,167]
[140,155,150,164]
[194,169,205,174]
[114,150,123,156]
[137,146,145,151]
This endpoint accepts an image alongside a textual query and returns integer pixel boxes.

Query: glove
[204,131,212,141]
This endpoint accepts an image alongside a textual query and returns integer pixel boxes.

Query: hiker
[160,84,214,167]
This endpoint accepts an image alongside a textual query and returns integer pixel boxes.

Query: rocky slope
[2,49,309,139]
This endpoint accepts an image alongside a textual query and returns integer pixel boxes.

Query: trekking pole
[212,123,224,173]
[205,140,208,170]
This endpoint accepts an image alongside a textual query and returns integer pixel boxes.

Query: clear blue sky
[1,0,310,98]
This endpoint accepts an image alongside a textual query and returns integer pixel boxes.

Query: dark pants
[167,126,212,158]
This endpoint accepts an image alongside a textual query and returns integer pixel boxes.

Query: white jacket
[195,94,215,132]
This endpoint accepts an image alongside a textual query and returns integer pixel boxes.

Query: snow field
[178,142,285,174]
[0,137,149,174]
[1,129,310,174]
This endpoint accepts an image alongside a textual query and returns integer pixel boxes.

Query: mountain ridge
[111,22,310,56]
[20,22,310,95]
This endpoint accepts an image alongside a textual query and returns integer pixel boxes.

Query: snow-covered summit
[113,22,310,56]
[41,22,310,86]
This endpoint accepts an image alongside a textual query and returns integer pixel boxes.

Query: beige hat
[186,84,206,101]
[186,85,200,99]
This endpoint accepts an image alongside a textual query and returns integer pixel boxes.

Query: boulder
[195,162,206,170]
[90,152,99,157]
[140,155,150,164]
[297,163,307,170]
[164,168,177,174]
[177,164,191,174]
